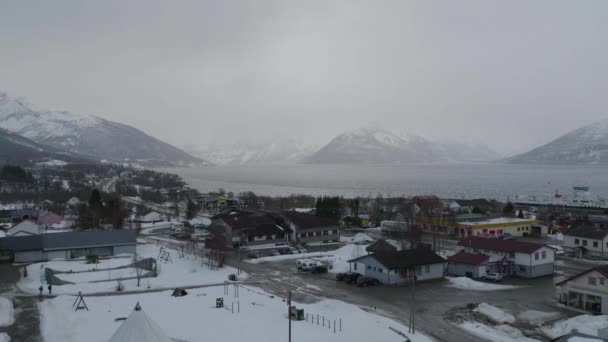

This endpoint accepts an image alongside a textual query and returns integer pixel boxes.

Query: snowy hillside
[305,127,499,164]
[506,119,608,164]
[0,127,90,163]
[0,92,208,166]
[185,139,317,165]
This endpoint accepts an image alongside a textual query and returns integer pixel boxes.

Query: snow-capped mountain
[305,127,500,164]
[185,140,317,165]
[0,92,207,166]
[0,127,91,163]
[506,119,608,164]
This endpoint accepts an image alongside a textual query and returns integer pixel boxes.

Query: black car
[336,272,361,284]
[310,265,328,274]
[356,276,380,287]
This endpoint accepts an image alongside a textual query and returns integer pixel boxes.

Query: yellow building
[457,217,540,238]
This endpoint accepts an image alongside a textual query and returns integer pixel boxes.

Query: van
[301,260,322,272]
[296,259,312,270]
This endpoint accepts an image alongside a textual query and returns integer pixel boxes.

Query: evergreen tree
[186,199,198,220]
[503,202,515,217]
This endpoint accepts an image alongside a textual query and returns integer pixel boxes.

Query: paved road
[0,263,43,342]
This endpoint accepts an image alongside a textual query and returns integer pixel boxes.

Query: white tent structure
[108,303,172,342]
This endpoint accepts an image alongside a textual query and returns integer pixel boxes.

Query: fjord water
[162,163,608,200]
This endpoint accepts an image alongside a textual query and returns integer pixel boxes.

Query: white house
[7,220,41,237]
[140,211,163,223]
[556,265,608,314]
[459,236,555,278]
[347,248,446,285]
[563,225,608,259]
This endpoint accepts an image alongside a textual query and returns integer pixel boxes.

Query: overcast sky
[1,1,607,155]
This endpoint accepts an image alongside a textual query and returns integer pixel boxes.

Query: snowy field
[246,243,368,274]
[446,277,523,291]
[39,285,432,342]
[19,244,244,295]
[0,297,14,327]
[0,332,9,342]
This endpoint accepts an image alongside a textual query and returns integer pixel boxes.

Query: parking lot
[225,249,576,342]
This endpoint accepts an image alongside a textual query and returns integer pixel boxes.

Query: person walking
[47,284,52,295]
[38,285,43,298]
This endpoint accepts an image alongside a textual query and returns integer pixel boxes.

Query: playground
[39,284,432,342]
[18,243,244,295]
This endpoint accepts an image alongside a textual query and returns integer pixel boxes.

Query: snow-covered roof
[108,304,172,342]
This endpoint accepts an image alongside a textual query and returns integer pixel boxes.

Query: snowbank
[446,277,522,291]
[39,286,432,342]
[517,310,560,326]
[0,332,10,342]
[542,315,608,338]
[19,244,244,295]
[474,303,514,324]
[0,297,14,327]
[460,322,540,342]
[349,233,374,243]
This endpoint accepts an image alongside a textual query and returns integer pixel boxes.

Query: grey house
[281,211,340,245]
[447,251,489,279]
[348,248,446,285]
[0,230,136,263]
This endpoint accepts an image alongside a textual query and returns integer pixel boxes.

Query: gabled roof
[281,211,337,229]
[108,304,172,342]
[459,236,545,254]
[556,265,608,287]
[349,248,446,269]
[447,251,489,265]
[564,225,608,240]
[366,239,398,254]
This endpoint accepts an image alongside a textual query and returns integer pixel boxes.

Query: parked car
[278,248,288,255]
[247,252,259,259]
[296,259,312,270]
[498,233,513,240]
[482,272,503,282]
[356,276,380,287]
[296,246,308,254]
[310,265,328,274]
[270,250,281,256]
[336,272,362,284]
[288,247,300,254]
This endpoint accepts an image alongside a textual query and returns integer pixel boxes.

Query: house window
[583,240,588,246]
[489,230,495,235]
[519,266,525,272]
[354,263,357,270]
[510,252,515,258]
[594,241,599,248]
[542,251,546,259]
[322,230,329,236]
[416,266,422,275]
[589,277,597,286]
[425,265,430,273]
[378,268,383,273]
[575,239,579,245]
[517,227,520,231]
[600,278,605,285]
[367,265,371,270]
[534,252,539,260]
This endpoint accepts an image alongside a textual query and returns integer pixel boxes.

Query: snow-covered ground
[542,315,608,339]
[0,332,10,342]
[246,243,368,274]
[18,244,244,295]
[39,285,432,342]
[459,322,540,342]
[446,277,523,291]
[474,303,515,324]
[0,297,14,327]
[517,310,561,326]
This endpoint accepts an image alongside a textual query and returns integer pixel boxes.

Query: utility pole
[288,291,292,342]
[409,275,416,335]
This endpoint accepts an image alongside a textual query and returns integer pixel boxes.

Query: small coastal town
[2,1,608,341]
[0,162,608,342]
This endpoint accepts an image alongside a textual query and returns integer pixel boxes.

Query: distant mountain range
[305,127,500,164]
[506,119,608,164]
[0,127,91,164]
[185,140,317,165]
[0,92,208,167]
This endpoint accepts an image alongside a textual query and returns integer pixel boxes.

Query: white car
[482,272,503,282]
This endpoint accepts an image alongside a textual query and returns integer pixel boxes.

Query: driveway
[0,263,43,342]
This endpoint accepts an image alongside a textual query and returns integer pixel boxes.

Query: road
[0,264,42,342]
